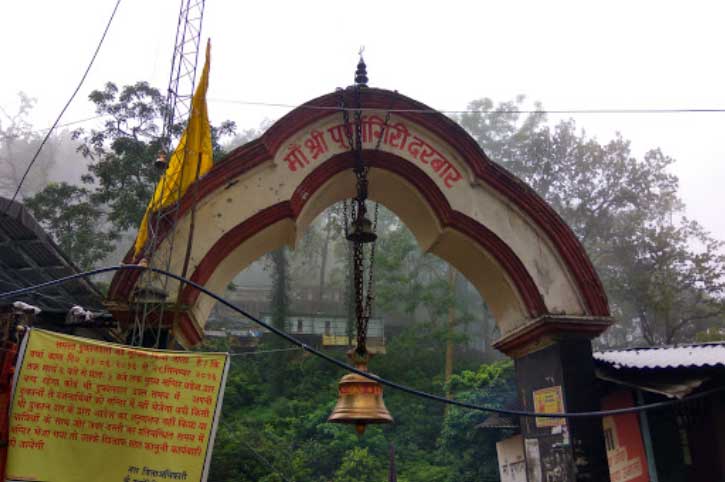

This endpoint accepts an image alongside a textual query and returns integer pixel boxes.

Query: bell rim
[327,417,394,424]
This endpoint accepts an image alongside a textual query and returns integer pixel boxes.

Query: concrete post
[494,317,612,481]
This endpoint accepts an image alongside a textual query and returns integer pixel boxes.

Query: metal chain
[338,88,356,237]
[337,84,386,357]
[339,88,355,155]
[363,107,391,327]
[364,201,380,322]
[353,238,366,354]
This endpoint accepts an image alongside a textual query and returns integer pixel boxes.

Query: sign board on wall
[496,435,527,482]
[601,390,649,482]
[533,385,565,428]
[6,329,229,482]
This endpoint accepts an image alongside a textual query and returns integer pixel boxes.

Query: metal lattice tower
[131,0,206,348]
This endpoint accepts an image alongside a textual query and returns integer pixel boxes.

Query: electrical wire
[26,98,725,137]
[208,98,725,116]
[1,264,723,419]
[37,115,108,133]
[4,0,122,210]
[228,346,303,356]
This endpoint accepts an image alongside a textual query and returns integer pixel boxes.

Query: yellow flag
[134,39,214,257]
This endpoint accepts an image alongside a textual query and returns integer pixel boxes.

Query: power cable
[1,264,723,419]
[208,98,725,116]
[26,98,725,138]
[4,0,122,210]
[37,115,107,132]
[228,347,303,356]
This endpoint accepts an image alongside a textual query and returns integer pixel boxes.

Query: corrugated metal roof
[0,196,103,313]
[594,343,725,369]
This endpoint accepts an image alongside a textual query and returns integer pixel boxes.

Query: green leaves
[25,182,117,269]
[333,447,386,482]
[458,97,725,346]
[21,80,239,270]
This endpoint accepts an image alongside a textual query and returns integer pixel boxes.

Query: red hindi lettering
[304,130,329,160]
[284,144,310,172]
[386,122,410,150]
[442,166,463,188]
[327,124,350,149]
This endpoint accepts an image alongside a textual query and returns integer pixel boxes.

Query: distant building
[207,281,386,352]
[273,312,385,353]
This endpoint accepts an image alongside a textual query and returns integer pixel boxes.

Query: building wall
[644,389,725,482]
[280,315,383,338]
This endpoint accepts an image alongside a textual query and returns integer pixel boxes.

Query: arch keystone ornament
[108,84,613,481]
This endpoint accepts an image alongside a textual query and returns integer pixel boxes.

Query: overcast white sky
[1,0,724,241]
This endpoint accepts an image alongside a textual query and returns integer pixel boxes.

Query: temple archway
[108,87,611,349]
[107,86,614,480]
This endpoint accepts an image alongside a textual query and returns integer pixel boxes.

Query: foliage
[206,318,513,482]
[333,447,386,482]
[72,81,167,232]
[23,80,236,270]
[269,248,290,332]
[70,80,234,233]
[439,362,516,482]
[609,217,725,344]
[0,92,67,198]
[24,182,117,269]
[459,97,725,345]
[267,247,291,395]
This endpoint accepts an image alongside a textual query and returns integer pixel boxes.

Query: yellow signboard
[533,385,565,428]
[7,329,229,482]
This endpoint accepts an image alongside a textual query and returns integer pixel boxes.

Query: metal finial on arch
[355,47,368,87]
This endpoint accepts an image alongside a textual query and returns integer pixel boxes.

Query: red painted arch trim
[179,152,548,319]
[182,201,293,303]
[107,140,273,301]
[262,88,608,316]
[109,88,608,317]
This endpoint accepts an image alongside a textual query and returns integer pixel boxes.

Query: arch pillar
[496,318,611,481]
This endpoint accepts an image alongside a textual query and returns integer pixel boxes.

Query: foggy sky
[2,0,724,241]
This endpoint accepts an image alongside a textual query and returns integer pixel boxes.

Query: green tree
[72,81,235,234]
[333,447,386,482]
[73,81,166,232]
[24,182,117,269]
[268,247,291,395]
[458,97,725,346]
[439,361,515,482]
[610,217,725,344]
[0,92,59,197]
[269,248,290,332]
[19,80,238,270]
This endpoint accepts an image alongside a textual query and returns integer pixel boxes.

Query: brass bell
[328,362,393,435]
[346,216,377,244]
